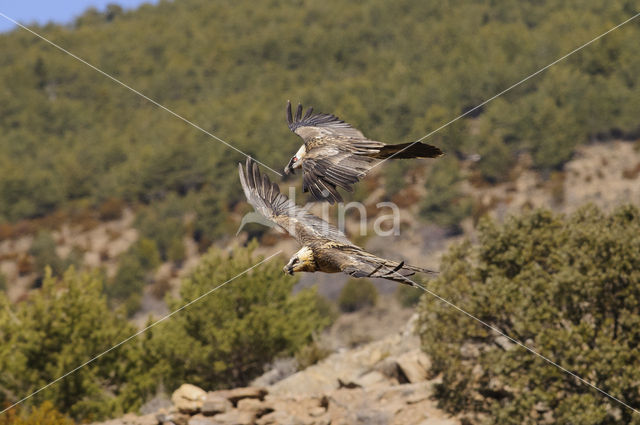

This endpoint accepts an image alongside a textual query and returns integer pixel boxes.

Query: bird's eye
[292,157,298,162]
[293,258,299,264]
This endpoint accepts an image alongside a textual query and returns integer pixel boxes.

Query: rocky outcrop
[95,316,460,425]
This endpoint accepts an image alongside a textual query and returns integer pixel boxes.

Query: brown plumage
[284,101,444,203]
[239,157,437,285]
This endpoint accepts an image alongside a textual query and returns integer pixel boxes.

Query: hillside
[1,0,639,226]
[3,139,639,305]
[2,0,640,423]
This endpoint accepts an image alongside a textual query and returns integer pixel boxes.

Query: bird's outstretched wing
[329,245,438,285]
[287,101,371,142]
[287,101,384,203]
[239,157,351,245]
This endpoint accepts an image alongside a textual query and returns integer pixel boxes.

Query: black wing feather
[286,101,366,138]
[240,158,351,244]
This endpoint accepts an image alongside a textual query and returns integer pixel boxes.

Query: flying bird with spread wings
[284,101,444,204]
[239,157,436,285]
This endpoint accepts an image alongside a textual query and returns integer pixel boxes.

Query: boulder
[210,386,268,405]
[352,371,389,388]
[256,411,305,425]
[172,384,207,414]
[237,398,274,417]
[395,349,431,383]
[210,410,256,425]
[201,394,232,416]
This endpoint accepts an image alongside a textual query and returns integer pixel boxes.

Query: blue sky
[0,0,158,33]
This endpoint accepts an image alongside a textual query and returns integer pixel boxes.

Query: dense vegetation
[1,0,639,228]
[140,243,332,391]
[2,0,640,421]
[0,268,140,420]
[417,205,640,424]
[0,245,329,420]
[0,402,73,425]
[419,157,472,234]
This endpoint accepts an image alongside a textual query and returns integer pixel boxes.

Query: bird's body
[284,101,444,203]
[239,158,436,285]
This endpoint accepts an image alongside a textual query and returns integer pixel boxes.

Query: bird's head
[284,145,306,175]
[283,246,315,275]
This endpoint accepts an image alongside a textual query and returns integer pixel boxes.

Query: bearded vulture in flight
[284,101,444,204]
[240,158,436,285]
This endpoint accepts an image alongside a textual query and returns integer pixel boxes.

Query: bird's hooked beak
[283,264,294,275]
[284,157,296,175]
[283,255,298,275]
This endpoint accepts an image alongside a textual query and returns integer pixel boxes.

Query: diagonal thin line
[0,250,282,415]
[0,12,283,177]
[365,10,640,174]
[404,277,640,415]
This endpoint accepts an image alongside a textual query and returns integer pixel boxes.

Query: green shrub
[338,279,378,313]
[28,232,64,277]
[106,238,161,316]
[143,243,332,390]
[135,195,186,263]
[475,131,514,183]
[0,401,74,425]
[419,158,472,234]
[0,268,142,420]
[417,205,640,424]
[98,197,125,221]
[188,188,230,251]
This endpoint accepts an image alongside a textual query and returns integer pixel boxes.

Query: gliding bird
[239,157,436,285]
[284,101,444,204]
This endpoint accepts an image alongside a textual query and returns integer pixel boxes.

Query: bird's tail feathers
[402,263,439,276]
[376,142,444,159]
[362,259,438,286]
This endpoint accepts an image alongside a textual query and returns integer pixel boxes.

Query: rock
[374,358,403,382]
[210,410,256,425]
[354,410,391,425]
[353,371,390,388]
[172,384,207,414]
[158,412,189,425]
[256,411,305,425]
[201,394,232,416]
[395,350,431,383]
[188,414,218,425]
[211,386,268,405]
[156,412,169,424]
[237,398,274,417]
[308,406,326,417]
